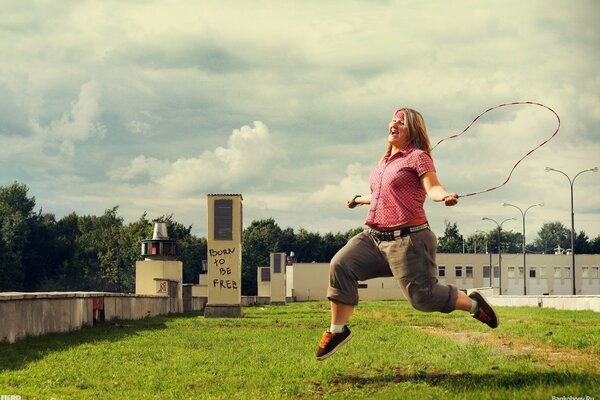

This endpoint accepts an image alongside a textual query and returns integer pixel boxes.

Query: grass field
[0,300,598,399]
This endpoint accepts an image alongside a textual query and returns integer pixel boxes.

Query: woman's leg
[454,290,473,311]
[316,232,390,360]
[331,301,355,325]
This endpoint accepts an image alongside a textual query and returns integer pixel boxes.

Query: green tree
[590,235,600,254]
[437,221,463,253]
[574,231,591,254]
[532,221,570,254]
[120,213,153,291]
[464,231,490,254]
[241,218,284,295]
[22,212,64,290]
[501,230,523,253]
[0,182,36,291]
[53,207,130,291]
[320,227,362,261]
[294,228,322,262]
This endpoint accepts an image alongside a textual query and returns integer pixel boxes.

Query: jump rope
[430,101,561,198]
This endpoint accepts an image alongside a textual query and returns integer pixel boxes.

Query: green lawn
[0,301,598,399]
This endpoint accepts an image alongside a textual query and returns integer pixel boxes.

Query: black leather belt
[367,223,430,241]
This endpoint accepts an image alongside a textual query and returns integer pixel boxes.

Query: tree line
[1,182,599,295]
[436,220,600,255]
[0,182,360,295]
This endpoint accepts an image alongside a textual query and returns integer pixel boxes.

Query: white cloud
[308,163,370,207]
[0,80,103,161]
[110,121,282,195]
[1,1,599,239]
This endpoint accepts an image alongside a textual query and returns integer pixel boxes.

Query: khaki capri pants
[327,229,458,313]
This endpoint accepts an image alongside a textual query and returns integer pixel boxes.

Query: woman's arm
[347,194,371,209]
[421,171,458,206]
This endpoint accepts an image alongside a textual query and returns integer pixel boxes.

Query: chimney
[153,222,169,240]
[141,222,178,260]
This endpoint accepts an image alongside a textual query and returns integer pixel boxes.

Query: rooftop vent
[141,222,178,260]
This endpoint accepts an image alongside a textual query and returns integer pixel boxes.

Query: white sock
[329,324,345,333]
[470,299,479,315]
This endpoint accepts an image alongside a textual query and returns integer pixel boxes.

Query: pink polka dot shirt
[365,145,435,229]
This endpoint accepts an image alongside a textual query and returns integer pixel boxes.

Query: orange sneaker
[315,326,353,360]
[469,291,499,328]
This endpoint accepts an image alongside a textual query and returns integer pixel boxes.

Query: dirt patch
[409,325,597,370]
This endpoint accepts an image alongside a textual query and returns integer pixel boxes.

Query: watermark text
[552,396,595,400]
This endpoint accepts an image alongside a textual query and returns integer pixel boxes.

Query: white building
[284,253,600,301]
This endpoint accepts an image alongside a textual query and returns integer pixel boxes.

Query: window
[214,199,233,240]
[261,268,271,282]
[455,266,463,278]
[483,266,490,278]
[554,266,561,278]
[466,266,473,278]
[508,267,515,279]
[529,267,536,278]
[518,267,524,278]
[564,266,571,279]
[582,266,589,278]
[273,253,282,273]
[540,266,547,278]
[592,266,599,278]
[438,265,446,277]
[493,266,500,278]
[358,283,368,289]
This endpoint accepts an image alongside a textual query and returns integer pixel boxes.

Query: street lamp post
[476,230,492,287]
[482,217,515,295]
[545,166,598,295]
[502,202,543,295]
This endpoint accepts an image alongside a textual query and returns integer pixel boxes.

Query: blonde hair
[380,107,432,163]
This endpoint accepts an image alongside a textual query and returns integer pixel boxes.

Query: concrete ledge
[241,296,270,306]
[204,304,244,318]
[483,294,600,312]
[0,292,207,344]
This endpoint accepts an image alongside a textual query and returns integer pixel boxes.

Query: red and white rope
[432,101,561,197]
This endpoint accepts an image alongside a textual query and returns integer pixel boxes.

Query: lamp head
[545,167,553,172]
[592,167,599,172]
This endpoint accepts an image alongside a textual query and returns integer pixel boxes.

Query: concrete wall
[287,263,330,301]
[269,253,286,304]
[135,260,183,298]
[0,292,206,344]
[469,290,600,313]
[257,267,270,297]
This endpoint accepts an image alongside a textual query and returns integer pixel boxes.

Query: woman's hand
[347,194,371,208]
[347,195,360,209]
[443,193,459,206]
[421,172,459,207]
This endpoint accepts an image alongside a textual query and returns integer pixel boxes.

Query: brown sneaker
[315,326,353,360]
[469,291,499,329]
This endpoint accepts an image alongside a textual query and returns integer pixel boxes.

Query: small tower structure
[135,222,183,312]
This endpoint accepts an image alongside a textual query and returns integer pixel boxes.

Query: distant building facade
[285,253,600,301]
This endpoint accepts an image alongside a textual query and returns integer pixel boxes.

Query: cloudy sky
[1,0,599,244]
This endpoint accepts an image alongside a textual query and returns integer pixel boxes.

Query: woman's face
[388,110,409,147]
